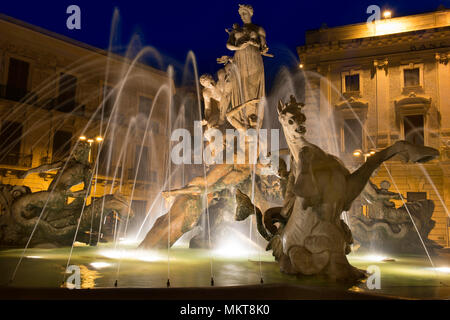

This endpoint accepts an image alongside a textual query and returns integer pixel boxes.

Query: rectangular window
[343,118,362,153]
[52,130,72,161]
[404,115,424,146]
[138,96,152,115]
[407,192,427,202]
[56,73,77,113]
[6,58,29,101]
[0,121,23,165]
[345,74,360,92]
[134,145,149,180]
[404,68,420,87]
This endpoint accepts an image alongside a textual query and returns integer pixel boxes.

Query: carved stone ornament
[435,52,449,65]
[372,59,389,77]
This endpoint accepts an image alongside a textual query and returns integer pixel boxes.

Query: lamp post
[353,148,376,162]
[79,135,103,162]
[383,10,392,19]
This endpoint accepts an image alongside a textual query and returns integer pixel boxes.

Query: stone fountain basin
[0,245,449,299]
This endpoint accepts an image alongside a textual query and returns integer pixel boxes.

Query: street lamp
[79,135,103,162]
[353,148,377,161]
[383,10,392,19]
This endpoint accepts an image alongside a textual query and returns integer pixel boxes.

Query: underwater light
[214,227,262,258]
[214,238,251,258]
[435,267,450,273]
[366,255,388,262]
[352,254,391,262]
[90,262,111,269]
[99,249,162,262]
[118,238,139,245]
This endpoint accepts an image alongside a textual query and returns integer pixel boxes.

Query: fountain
[0,4,449,300]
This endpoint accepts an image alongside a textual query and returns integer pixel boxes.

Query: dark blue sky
[0,0,447,85]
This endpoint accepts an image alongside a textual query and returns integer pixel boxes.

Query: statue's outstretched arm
[20,161,64,179]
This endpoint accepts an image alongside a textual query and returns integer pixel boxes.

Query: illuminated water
[0,245,449,299]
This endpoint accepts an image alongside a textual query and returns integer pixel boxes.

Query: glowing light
[435,267,450,273]
[383,10,392,19]
[87,139,94,143]
[365,254,388,262]
[90,262,111,269]
[26,256,42,259]
[73,241,88,247]
[374,20,405,36]
[119,238,139,246]
[96,136,103,142]
[213,228,262,258]
[99,249,162,262]
[79,136,87,141]
[353,150,362,157]
[370,150,376,155]
[350,254,392,262]
[214,238,251,258]
[299,63,304,69]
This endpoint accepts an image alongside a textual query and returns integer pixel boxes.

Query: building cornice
[298,26,450,57]
[0,13,168,79]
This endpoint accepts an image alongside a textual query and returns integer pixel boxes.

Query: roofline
[305,7,450,36]
[0,13,168,78]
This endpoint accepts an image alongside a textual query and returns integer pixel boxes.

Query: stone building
[0,14,174,231]
[297,7,450,246]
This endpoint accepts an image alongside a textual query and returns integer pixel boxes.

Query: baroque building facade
[0,14,174,232]
[297,8,450,246]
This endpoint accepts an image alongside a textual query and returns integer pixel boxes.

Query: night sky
[0,0,448,86]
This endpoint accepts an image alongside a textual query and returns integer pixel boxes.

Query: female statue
[226,4,269,130]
